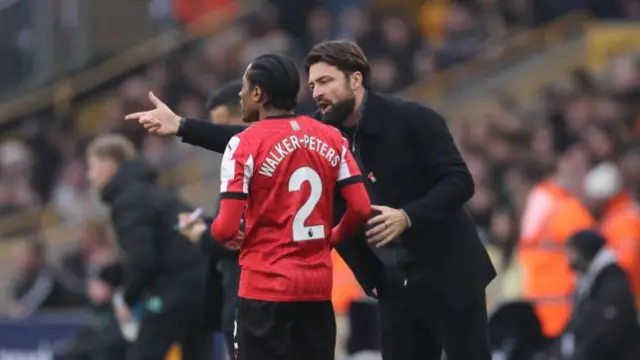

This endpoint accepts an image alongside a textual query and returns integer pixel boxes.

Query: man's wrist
[176,116,186,137]
[400,209,412,228]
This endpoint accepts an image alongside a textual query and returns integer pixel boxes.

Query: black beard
[322,96,356,127]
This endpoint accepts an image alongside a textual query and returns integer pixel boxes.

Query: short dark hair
[304,40,371,89]
[246,54,300,111]
[206,79,242,111]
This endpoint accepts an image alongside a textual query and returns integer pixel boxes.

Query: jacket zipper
[351,122,360,153]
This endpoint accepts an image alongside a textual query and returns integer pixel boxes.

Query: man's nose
[312,87,324,101]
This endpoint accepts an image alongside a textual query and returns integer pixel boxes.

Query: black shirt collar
[263,114,297,120]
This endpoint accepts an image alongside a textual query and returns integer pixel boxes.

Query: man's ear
[350,72,363,90]
[252,86,265,104]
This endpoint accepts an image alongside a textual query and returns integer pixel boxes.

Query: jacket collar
[358,91,383,136]
[574,248,617,301]
[101,160,157,204]
[263,114,297,120]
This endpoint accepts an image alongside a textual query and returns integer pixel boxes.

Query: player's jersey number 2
[288,166,325,241]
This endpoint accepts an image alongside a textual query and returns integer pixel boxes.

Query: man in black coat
[86,134,212,360]
[547,229,640,360]
[126,41,496,360]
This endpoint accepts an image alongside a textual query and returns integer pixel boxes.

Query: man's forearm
[178,118,245,153]
[211,198,246,244]
[402,170,474,225]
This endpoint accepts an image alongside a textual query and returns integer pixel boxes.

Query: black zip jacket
[101,159,209,308]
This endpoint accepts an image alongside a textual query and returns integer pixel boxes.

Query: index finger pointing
[124,112,148,120]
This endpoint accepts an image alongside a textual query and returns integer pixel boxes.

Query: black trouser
[235,297,336,360]
[220,259,241,358]
[377,273,491,360]
[55,321,128,360]
[127,303,212,360]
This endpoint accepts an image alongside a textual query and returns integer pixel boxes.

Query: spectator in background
[547,230,640,360]
[419,0,451,48]
[335,7,377,51]
[619,140,640,200]
[438,1,490,67]
[305,8,336,51]
[0,140,39,215]
[581,122,623,163]
[51,159,97,224]
[517,140,595,338]
[54,262,128,360]
[331,251,364,359]
[58,220,120,298]
[241,10,297,66]
[583,162,640,306]
[0,180,28,216]
[199,79,242,180]
[205,79,242,124]
[265,0,318,43]
[7,240,84,319]
[376,12,422,88]
[86,134,211,360]
[25,125,63,203]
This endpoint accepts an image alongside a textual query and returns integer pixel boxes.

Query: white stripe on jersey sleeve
[337,143,352,182]
[243,154,254,194]
[220,136,254,195]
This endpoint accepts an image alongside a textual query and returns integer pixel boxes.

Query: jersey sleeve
[337,137,362,187]
[220,135,255,200]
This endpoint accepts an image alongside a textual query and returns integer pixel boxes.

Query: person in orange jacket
[518,141,595,338]
[584,160,640,306]
[331,251,364,358]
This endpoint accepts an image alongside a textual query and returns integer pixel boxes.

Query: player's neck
[260,108,295,120]
[342,89,366,128]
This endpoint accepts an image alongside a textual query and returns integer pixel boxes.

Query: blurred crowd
[1,0,628,228]
[460,56,640,266]
[461,55,640,357]
[6,220,119,319]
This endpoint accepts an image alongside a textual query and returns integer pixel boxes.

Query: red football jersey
[218,115,362,301]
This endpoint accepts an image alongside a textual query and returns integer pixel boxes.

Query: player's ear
[350,72,362,90]
[251,85,263,103]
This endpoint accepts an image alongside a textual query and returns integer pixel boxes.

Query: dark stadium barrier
[0,313,228,360]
